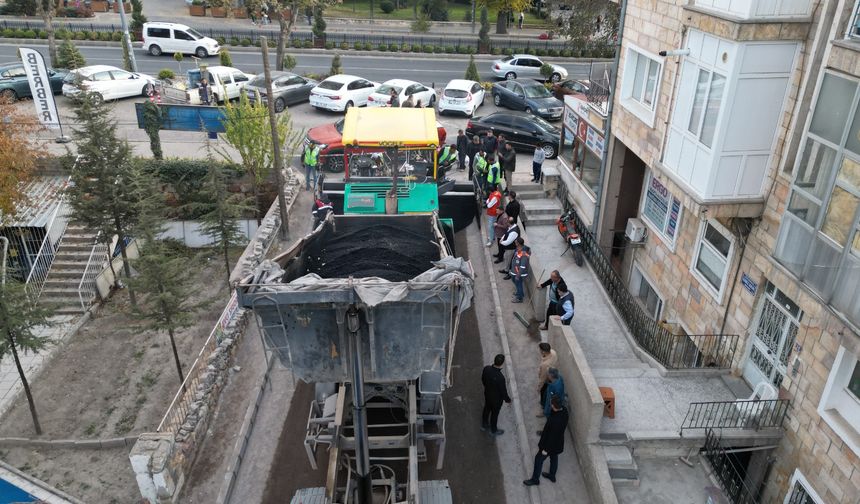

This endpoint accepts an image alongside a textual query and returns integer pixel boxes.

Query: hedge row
[0,27,123,41]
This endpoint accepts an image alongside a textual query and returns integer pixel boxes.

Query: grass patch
[326,1,545,24]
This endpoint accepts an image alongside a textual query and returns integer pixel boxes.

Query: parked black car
[246,71,318,112]
[0,62,67,101]
[466,111,560,158]
[491,78,564,121]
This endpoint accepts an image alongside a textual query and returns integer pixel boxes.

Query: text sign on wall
[19,48,60,130]
[741,273,758,295]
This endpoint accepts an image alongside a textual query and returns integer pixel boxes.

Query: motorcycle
[557,209,584,267]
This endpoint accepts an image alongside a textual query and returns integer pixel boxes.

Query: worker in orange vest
[485,184,503,247]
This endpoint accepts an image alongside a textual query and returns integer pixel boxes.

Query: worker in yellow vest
[304,143,321,192]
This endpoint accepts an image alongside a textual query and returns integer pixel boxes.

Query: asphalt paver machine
[236,213,474,504]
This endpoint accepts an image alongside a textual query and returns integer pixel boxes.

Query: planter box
[232,7,247,18]
[210,6,227,17]
[189,4,205,15]
[113,1,131,12]
[90,0,109,12]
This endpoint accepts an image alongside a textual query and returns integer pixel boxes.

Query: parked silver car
[490,54,568,82]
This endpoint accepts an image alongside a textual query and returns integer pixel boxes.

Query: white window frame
[818,346,860,457]
[620,44,663,127]
[783,469,825,504]
[847,0,860,39]
[690,219,735,303]
[630,263,664,320]
[639,171,683,251]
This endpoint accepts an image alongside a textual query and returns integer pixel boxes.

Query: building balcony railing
[680,398,790,434]
[585,75,610,117]
[567,203,740,370]
[702,428,762,504]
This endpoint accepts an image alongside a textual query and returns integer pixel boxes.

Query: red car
[305,118,448,173]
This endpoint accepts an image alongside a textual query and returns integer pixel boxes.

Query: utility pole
[260,36,290,239]
[471,0,476,33]
[117,0,138,72]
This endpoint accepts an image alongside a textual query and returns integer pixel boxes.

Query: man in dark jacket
[499,142,516,191]
[483,129,498,154]
[481,354,512,436]
[505,191,521,223]
[456,129,469,171]
[539,270,565,330]
[524,395,569,486]
[467,135,483,181]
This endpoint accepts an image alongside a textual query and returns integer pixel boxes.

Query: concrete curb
[0,39,610,64]
[481,224,541,504]
[0,435,138,449]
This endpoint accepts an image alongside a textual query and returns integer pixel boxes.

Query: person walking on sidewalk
[518,11,525,29]
[500,142,516,192]
[495,219,520,265]
[537,342,558,410]
[542,367,565,418]
[303,142,321,192]
[523,395,568,486]
[539,270,565,330]
[557,283,575,326]
[485,184,503,247]
[481,354,512,436]
[508,238,530,303]
[456,129,469,171]
[532,145,546,183]
[505,190,521,223]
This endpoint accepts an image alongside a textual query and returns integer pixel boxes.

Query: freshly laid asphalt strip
[261,231,506,503]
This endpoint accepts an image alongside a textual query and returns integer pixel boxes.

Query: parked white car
[142,22,220,58]
[309,74,379,112]
[490,54,568,82]
[62,65,156,103]
[438,79,485,117]
[366,79,436,108]
[187,66,254,104]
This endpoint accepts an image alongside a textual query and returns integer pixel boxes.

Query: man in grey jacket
[500,142,516,192]
[532,146,546,182]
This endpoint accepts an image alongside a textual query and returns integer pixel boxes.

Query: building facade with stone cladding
[586,0,860,500]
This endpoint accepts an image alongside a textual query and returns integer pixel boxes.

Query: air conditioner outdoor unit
[626,218,646,242]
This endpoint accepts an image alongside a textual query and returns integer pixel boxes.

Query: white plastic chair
[733,382,777,427]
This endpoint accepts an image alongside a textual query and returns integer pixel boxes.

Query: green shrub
[560,48,572,57]
[467,46,477,54]
[112,32,123,41]
[547,48,558,57]
[534,48,546,56]
[385,43,395,52]
[253,39,262,47]
[219,48,232,67]
[433,45,444,53]
[502,47,513,56]
[282,54,297,70]
[456,45,468,54]
[325,41,334,49]
[377,43,387,52]
[240,37,251,46]
[490,47,501,55]
[1,29,13,38]
[88,31,99,40]
[99,31,111,41]
[462,10,471,22]
[55,29,70,39]
[303,40,313,48]
[216,36,226,45]
[340,42,349,50]
[412,44,421,53]
[354,41,363,50]
[401,44,410,53]
[23,29,36,39]
[38,30,48,39]
[422,44,433,53]
[230,36,240,46]
[12,28,25,38]
[411,15,431,33]
[292,38,302,48]
[268,38,276,47]
[158,68,176,80]
[444,46,454,54]
[379,0,394,13]
[75,31,87,40]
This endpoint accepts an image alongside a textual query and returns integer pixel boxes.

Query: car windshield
[318,80,343,91]
[377,84,403,95]
[501,56,514,62]
[523,84,552,99]
[336,119,344,134]
[187,28,203,40]
[444,89,469,98]
[248,75,267,87]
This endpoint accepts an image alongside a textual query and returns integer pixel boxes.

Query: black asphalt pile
[307,223,438,282]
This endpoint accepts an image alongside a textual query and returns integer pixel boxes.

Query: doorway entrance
[743,282,803,389]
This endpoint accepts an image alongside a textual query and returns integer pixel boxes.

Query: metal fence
[702,428,762,504]
[0,18,613,55]
[77,235,109,312]
[586,73,611,115]
[23,200,70,300]
[565,203,740,370]
[680,398,791,434]
[157,292,243,434]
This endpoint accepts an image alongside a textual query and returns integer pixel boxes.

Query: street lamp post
[117,0,138,73]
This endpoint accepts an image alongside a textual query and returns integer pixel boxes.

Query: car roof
[197,66,243,73]
[380,78,418,87]
[513,54,541,59]
[445,79,478,90]
[73,65,124,75]
[143,22,191,28]
[502,79,546,86]
[322,74,364,84]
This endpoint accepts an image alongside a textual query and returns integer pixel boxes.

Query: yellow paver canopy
[342,107,439,148]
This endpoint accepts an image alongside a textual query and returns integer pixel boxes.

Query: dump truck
[237,213,474,504]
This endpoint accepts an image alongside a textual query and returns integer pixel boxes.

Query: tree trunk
[275,5,295,71]
[496,11,508,34]
[44,12,57,66]
[164,319,184,384]
[114,219,137,307]
[253,179,262,226]
[222,233,231,286]
[7,331,42,435]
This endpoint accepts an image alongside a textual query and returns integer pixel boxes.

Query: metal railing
[157,292,243,434]
[681,398,790,434]
[23,200,71,300]
[77,235,109,312]
[0,19,614,55]
[565,204,740,369]
[701,428,761,504]
[586,74,611,116]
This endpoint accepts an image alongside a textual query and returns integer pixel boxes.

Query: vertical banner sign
[19,48,61,130]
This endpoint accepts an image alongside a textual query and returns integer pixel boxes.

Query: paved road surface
[0,43,603,85]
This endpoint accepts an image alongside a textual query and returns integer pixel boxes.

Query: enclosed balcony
[689,0,812,20]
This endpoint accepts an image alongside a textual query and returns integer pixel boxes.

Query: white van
[142,22,220,58]
[187,66,254,104]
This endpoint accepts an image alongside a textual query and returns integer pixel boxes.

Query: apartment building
[554,0,860,499]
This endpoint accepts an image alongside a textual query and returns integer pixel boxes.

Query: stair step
[516,190,545,200]
[513,182,542,191]
[46,270,83,279]
[51,261,89,270]
[524,217,557,227]
[42,288,82,297]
